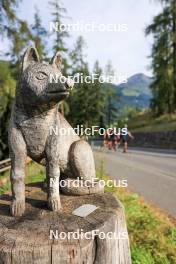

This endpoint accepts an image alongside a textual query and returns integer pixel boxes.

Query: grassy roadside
[0,161,176,263]
[128,110,176,133]
[96,163,176,264]
[115,188,175,264]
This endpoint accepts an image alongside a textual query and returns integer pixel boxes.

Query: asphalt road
[94,147,176,217]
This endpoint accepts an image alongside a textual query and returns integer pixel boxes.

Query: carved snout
[58,76,74,91]
[47,76,74,95]
[65,78,74,90]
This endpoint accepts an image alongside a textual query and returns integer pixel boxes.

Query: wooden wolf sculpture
[9,47,102,217]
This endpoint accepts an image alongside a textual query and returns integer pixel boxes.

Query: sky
[1,0,162,79]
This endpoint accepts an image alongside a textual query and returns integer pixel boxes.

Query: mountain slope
[115,73,152,109]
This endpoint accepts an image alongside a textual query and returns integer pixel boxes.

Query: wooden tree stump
[0,182,131,264]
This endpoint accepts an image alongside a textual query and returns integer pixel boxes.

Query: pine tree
[0,0,31,158]
[146,0,176,115]
[103,61,118,126]
[68,36,118,130]
[67,36,91,127]
[68,36,104,128]
[49,0,69,73]
[31,7,47,59]
[49,0,70,115]
[0,0,19,37]
[91,60,106,127]
[0,0,32,75]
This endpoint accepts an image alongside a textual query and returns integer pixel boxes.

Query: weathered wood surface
[0,182,131,264]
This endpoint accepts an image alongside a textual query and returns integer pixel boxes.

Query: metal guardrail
[0,158,32,174]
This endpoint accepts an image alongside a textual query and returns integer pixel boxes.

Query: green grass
[0,161,176,263]
[120,191,176,264]
[26,162,45,183]
[128,110,176,132]
[0,161,45,195]
[0,181,11,195]
[96,162,176,264]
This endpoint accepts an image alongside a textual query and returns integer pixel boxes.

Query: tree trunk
[0,182,131,264]
[172,0,176,110]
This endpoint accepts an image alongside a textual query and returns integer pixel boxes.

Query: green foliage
[66,37,118,129]
[66,36,92,126]
[102,83,118,127]
[122,192,176,264]
[0,0,21,37]
[103,61,118,126]
[49,0,69,72]
[0,0,32,68]
[124,106,141,120]
[128,110,176,132]
[88,60,106,126]
[0,182,11,195]
[131,248,155,264]
[31,7,47,59]
[0,61,16,159]
[49,0,70,115]
[146,0,176,115]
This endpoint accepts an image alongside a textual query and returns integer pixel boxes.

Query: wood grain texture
[0,182,131,264]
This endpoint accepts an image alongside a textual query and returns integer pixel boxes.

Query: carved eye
[36,72,48,80]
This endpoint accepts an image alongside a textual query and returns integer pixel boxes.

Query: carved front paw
[10,200,25,217]
[48,197,61,211]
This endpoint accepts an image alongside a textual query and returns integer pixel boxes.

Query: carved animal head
[17,47,74,107]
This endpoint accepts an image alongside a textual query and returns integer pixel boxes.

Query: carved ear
[50,52,62,68]
[22,47,40,71]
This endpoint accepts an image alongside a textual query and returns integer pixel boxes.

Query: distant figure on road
[103,130,110,149]
[120,128,134,153]
[109,128,117,151]
[103,128,120,151]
